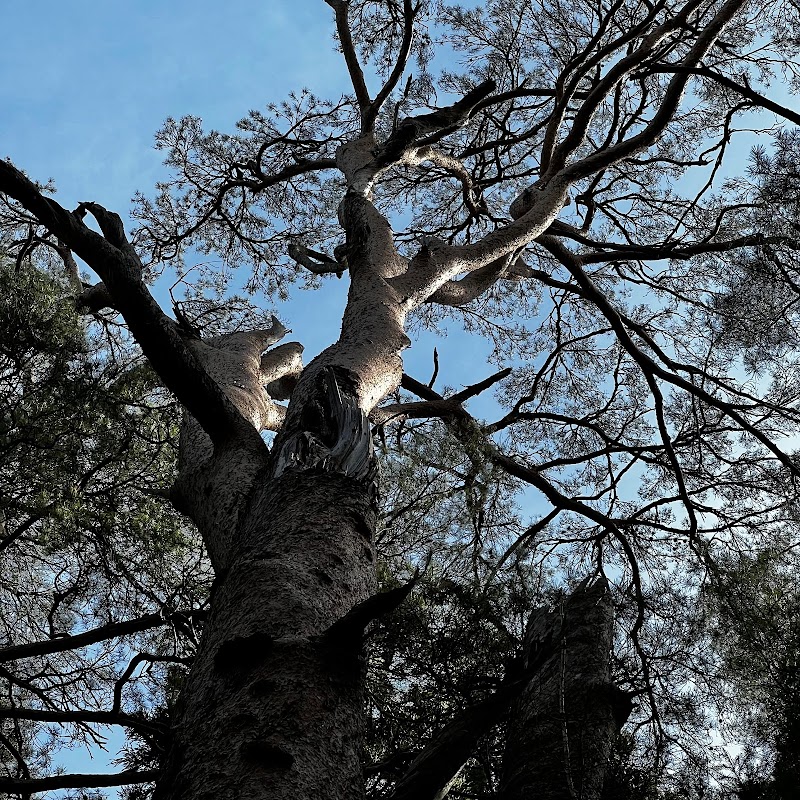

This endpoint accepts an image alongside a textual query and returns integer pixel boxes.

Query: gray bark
[174,318,302,572]
[155,470,377,800]
[156,338,380,800]
[499,577,616,800]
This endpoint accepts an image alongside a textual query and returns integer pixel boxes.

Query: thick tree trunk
[156,470,377,800]
[156,357,380,800]
[499,578,615,800]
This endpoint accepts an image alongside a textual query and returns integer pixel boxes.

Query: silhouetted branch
[325,0,372,118]
[0,707,166,738]
[0,161,266,454]
[323,574,419,646]
[366,0,417,131]
[0,769,159,793]
[0,609,205,663]
[651,65,800,126]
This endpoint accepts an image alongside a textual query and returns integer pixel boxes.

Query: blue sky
[1,1,343,211]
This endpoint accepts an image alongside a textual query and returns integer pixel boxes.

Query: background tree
[703,548,800,799]
[0,254,206,792]
[2,0,800,797]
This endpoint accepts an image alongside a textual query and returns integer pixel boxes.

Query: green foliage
[706,550,800,799]
[0,257,208,784]
[601,734,660,800]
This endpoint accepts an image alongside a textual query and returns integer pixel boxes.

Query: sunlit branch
[406,146,485,217]
[428,254,515,306]
[288,242,345,275]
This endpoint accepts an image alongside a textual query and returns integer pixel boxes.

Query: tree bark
[148,345,381,800]
[156,468,377,800]
[499,578,615,800]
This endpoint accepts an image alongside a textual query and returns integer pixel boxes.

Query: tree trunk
[156,360,379,800]
[499,578,615,800]
[156,469,377,800]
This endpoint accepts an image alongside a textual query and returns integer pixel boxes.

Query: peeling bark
[272,366,377,489]
[178,318,293,470]
[499,578,616,800]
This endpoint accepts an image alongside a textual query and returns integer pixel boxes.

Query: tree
[703,549,800,799]
[2,0,800,797]
[0,254,205,792]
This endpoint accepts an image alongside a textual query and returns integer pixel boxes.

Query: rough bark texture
[155,471,377,800]
[499,578,615,800]
[174,321,302,571]
[154,350,380,800]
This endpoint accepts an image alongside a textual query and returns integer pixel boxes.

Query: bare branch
[322,573,419,646]
[428,253,515,306]
[0,160,265,455]
[561,0,748,183]
[542,0,708,178]
[75,281,117,313]
[537,235,800,475]
[0,707,166,739]
[114,653,190,713]
[0,609,204,663]
[262,341,305,400]
[0,770,159,793]
[288,242,345,275]
[325,0,372,119]
[652,65,800,127]
[451,368,512,404]
[375,80,497,167]
[546,219,796,264]
[365,0,417,132]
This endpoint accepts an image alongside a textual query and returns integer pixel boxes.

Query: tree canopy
[2,0,800,797]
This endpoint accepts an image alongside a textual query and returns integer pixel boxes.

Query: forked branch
[0,161,265,455]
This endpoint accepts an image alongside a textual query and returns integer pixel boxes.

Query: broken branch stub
[272,366,378,494]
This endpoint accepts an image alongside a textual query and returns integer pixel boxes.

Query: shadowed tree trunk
[499,578,616,800]
[156,471,377,799]
[159,357,381,799]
